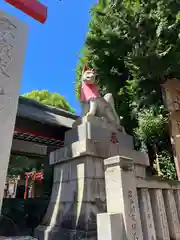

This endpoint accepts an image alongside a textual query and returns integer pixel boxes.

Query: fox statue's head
[81,64,96,84]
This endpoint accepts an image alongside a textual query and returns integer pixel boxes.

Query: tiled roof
[17,96,79,129]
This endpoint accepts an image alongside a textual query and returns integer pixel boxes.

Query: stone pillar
[0,11,28,213]
[138,189,156,239]
[163,190,180,239]
[35,116,140,240]
[150,189,170,239]
[174,190,180,220]
[103,156,143,240]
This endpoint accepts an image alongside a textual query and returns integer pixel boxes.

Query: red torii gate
[24,170,44,199]
[4,0,47,24]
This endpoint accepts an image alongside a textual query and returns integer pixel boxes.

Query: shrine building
[13,96,78,156]
[5,96,78,199]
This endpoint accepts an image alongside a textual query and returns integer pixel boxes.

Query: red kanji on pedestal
[5,0,47,24]
[110,132,119,144]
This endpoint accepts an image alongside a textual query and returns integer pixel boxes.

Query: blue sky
[0,0,96,114]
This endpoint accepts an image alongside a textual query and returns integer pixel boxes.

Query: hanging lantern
[4,0,47,24]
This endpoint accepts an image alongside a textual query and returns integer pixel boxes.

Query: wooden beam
[11,139,47,156]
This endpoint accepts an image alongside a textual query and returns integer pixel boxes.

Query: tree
[76,0,180,103]
[23,90,75,113]
[134,108,176,178]
[75,1,180,178]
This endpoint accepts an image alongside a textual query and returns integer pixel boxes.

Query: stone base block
[65,116,133,149]
[34,225,97,240]
[50,139,148,168]
[97,213,123,240]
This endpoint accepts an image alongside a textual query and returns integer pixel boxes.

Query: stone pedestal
[35,116,149,239]
[35,116,139,239]
[35,149,105,239]
[0,11,28,213]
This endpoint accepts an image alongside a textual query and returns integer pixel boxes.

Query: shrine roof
[17,96,79,129]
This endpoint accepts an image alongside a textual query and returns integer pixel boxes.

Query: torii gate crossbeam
[4,0,47,23]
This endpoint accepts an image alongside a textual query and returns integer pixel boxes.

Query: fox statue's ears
[82,63,96,75]
[84,63,90,72]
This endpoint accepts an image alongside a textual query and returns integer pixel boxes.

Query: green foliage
[76,0,180,101]
[7,155,44,177]
[156,151,176,180]
[75,0,179,178]
[135,108,168,146]
[23,90,75,113]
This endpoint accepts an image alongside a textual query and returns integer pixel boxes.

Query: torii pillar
[0,11,28,213]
